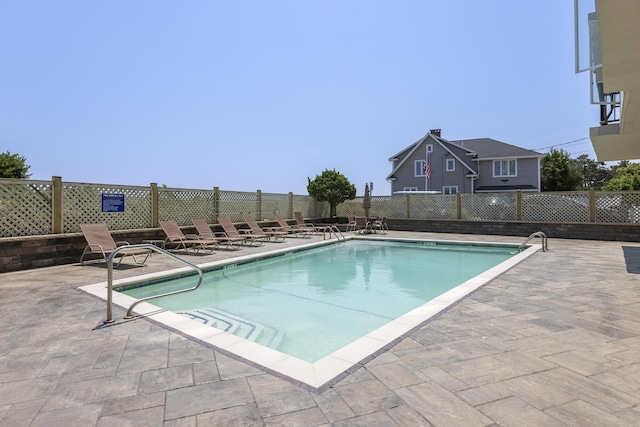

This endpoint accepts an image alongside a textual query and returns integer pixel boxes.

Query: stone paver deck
[1,231,640,426]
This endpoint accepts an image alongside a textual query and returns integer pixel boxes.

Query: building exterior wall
[474,157,540,191]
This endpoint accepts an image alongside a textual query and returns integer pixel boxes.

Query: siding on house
[474,157,540,191]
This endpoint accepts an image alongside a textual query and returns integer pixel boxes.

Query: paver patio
[1,231,640,426]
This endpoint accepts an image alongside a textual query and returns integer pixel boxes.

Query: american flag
[423,160,430,178]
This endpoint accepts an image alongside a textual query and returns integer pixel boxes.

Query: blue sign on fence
[101,193,125,213]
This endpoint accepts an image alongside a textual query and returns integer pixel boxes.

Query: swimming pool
[80,236,540,391]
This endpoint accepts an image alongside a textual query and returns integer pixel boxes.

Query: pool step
[178,308,284,349]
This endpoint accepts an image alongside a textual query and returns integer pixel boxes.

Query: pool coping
[78,236,542,393]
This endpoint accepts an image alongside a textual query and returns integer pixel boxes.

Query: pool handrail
[105,244,203,323]
[519,231,548,252]
[322,225,346,241]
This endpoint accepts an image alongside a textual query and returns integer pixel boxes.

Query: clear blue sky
[1,1,599,195]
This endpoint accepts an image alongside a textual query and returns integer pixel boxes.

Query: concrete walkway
[1,232,640,426]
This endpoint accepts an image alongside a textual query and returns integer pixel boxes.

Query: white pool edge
[79,238,541,392]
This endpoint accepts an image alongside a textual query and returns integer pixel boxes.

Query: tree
[0,151,31,178]
[307,169,356,218]
[603,162,640,190]
[541,149,582,191]
[571,154,613,189]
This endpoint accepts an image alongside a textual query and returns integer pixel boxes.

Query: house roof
[450,138,543,159]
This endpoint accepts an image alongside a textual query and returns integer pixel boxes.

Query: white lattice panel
[0,179,53,237]
[367,197,397,219]
[596,191,640,223]
[63,183,152,232]
[461,193,517,221]
[219,191,258,222]
[522,192,590,222]
[409,195,456,219]
[292,194,315,219]
[260,193,291,220]
[335,199,367,218]
[158,188,215,226]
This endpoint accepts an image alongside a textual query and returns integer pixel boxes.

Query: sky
[1,1,601,195]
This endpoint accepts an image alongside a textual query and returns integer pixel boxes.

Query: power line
[531,137,591,152]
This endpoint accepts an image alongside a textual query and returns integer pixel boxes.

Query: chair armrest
[115,241,131,246]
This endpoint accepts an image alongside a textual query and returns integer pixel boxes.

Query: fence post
[256,190,262,221]
[456,193,462,219]
[214,187,220,223]
[406,194,411,218]
[516,190,522,221]
[52,176,63,233]
[589,188,596,222]
[150,183,158,228]
[288,192,293,218]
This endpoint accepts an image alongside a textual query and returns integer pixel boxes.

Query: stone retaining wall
[2,219,639,273]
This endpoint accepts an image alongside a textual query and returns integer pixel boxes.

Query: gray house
[386,129,543,194]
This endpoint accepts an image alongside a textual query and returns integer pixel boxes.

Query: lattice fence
[0,179,53,237]
[522,192,590,222]
[4,176,640,238]
[335,198,367,218]
[292,194,317,219]
[158,188,215,226]
[368,196,404,219]
[219,191,259,222]
[595,191,640,223]
[461,193,518,221]
[409,195,457,219]
[260,193,290,221]
[63,183,152,233]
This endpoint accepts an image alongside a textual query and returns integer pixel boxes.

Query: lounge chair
[160,220,219,253]
[294,211,324,233]
[80,223,151,267]
[275,215,311,237]
[216,216,265,246]
[191,218,245,249]
[243,216,287,241]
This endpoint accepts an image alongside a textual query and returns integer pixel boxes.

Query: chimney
[430,129,441,137]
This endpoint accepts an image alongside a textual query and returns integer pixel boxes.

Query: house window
[493,159,517,177]
[426,144,433,153]
[446,159,455,171]
[443,186,458,195]
[403,187,418,192]
[414,160,428,177]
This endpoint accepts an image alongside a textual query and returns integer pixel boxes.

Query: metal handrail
[105,244,203,323]
[323,225,346,241]
[519,231,548,252]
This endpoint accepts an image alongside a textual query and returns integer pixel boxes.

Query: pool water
[121,240,514,362]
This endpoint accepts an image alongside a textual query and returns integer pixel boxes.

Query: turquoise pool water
[120,240,515,362]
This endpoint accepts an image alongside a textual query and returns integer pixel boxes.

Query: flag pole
[425,147,429,192]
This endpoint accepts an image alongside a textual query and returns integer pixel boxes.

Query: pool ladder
[519,231,548,252]
[104,244,203,324]
[323,225,346,241]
